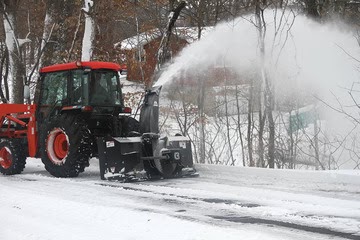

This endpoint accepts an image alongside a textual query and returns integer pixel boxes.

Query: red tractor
[0,61,197,180]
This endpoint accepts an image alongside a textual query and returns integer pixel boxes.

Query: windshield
[89,70,122,106]
[40,69,122,107]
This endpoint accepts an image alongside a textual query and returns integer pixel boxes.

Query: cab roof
[40,61,122,73]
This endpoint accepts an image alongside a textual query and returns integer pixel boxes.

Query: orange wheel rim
[0,147,12,169]
[47,129,69,165]
[53,132,69,159]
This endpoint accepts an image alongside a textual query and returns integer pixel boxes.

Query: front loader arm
[0,104,38,157]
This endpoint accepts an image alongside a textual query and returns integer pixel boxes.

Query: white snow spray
[155,9,360,139]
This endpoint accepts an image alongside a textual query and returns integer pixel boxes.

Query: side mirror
[24,85,30,100]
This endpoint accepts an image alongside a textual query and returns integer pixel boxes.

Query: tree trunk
[224,81,235,166]
[289,110,294,169]
[254,0,275,168]
[198,73,206,164]
[236,85,246,166]
[255,3,266,167]
[267,100,275,168]
[258,106,265,167]
[3,1,24,103]
[81,0,95,61]
[313,119,324,170]
[195,3,206,163]
[247,82,254,167]
[34,0,58,103]
[265,68,275,168]
[0,48,9,103]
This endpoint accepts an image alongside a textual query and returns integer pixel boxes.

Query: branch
[27,23,56,85]
[82,0,94,14]
[315,94,360,125]
[335,43,360,63]
[67,11,83,61]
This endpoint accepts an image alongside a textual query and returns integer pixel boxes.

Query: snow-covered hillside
[1,158,359,240]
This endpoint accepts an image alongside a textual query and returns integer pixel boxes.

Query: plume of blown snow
[155,9,360,136]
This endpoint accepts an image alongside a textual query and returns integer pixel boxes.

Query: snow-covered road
[1,158,359,240]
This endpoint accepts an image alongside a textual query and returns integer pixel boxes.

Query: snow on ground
[1,158,359,240]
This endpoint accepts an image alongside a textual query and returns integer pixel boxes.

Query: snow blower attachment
[96,1,197,181]
[97,87,197,181]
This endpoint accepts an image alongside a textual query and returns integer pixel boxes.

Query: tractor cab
[37,61,132,137]
[38,62,123,115]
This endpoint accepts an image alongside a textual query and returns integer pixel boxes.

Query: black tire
[40,114,92,177]
[122,116,140,137]
[0,139,27,175]
[127,116,140,132]
[155,159,178,178]
[154,133,184,178]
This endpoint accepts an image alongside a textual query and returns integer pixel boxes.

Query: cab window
[89,71,122,105]
[71,70,89,105]
[40,71,68,105]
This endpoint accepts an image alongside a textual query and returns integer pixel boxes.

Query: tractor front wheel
[40,114,92,177]
[0,139,26,175]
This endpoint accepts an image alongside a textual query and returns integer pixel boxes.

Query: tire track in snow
[96,182,360,240]
[9,161,360,240]
[210,216,360,240]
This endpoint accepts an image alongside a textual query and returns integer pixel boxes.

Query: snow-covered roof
[348,0,360,4]
[115,27,213,50]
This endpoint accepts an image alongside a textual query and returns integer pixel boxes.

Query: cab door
[37,71,69,122]
[70,69,90,106]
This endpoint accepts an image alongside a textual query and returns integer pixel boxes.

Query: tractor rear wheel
[0,139,26,175]
[122,116,140,137]
[40,114,92,177]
